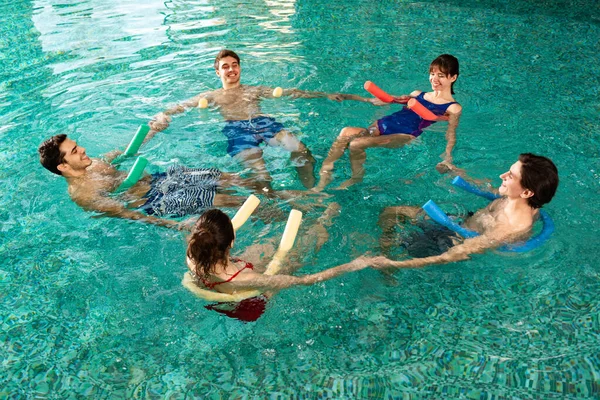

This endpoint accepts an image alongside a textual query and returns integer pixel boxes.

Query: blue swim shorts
[222,116,285,157]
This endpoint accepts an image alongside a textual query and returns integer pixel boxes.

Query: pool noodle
[231,195,261,232]
[264,209,302,275]
[407,98,449,122]
[422,200,479,239]
[124,124,150,156]
[451,176,499,201]
[364,81,395,103]
[364,81,449,121]
[114,157,148,193]
[187,208,303,302]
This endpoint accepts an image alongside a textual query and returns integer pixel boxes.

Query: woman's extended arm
[436,104,462,173]
[223,258,370,291]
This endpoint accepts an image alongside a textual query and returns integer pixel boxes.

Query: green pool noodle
[124,124,150,156]
[115,157,148,193]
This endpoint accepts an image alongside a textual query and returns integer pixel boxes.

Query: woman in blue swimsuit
[314,54,463,191]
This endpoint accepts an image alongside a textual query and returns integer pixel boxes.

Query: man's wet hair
[518,153,559,209]
[214,49,240,70]
[39,134,68,175]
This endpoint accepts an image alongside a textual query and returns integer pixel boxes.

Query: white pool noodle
[231,195,260,231]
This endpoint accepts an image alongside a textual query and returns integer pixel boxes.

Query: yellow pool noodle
[231,195,260,232]
[264,209,302,275]
[184,209,303,303]
[197,98,208,109]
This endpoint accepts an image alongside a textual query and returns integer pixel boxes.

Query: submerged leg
[313,127,371,192]
[337,133,415,190]
[277,202,341,275]
[377,206,423,254]
[235,148,273,192]
[271,130,316,189]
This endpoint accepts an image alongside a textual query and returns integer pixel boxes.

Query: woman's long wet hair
[430,54,459,94]
[186,209,235,278]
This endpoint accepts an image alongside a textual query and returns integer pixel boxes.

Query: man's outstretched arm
[149,91,215,131]
[259,86,376,103]
[367,227,520,270]
[76,194,187,230]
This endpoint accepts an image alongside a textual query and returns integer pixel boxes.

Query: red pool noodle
[407,98,449,121]
[364,81,395,103]
[364,81,449,121]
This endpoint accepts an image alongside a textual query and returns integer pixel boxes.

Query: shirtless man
[149,49,373,190]
[38,134,252,230]
[364,153,559,269]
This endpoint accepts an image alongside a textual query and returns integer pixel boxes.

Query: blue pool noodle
[421,176,554,252]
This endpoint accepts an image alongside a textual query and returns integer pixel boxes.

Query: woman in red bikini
[183,207,368,322]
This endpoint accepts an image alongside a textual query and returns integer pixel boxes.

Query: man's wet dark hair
[430,54,459,94]
[518,153,559,209]
[214,49,240,70]
[38,134,68,175]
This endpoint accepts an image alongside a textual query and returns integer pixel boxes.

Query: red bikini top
[200,258,254,289]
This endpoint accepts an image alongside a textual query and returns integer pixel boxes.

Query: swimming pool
[2,0,600,397]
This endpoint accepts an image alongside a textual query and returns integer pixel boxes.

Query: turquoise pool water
[2,0,600,398]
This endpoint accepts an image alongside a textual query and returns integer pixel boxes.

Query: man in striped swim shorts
[38,134,254,230]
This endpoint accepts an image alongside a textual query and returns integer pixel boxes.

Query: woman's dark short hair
[518,153,559,209]
[187,209,235,278]
[430,54,459,94]
[214,49,240,70]
[38,134,68,175]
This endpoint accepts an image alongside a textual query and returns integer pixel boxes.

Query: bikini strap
[203,258,253,289]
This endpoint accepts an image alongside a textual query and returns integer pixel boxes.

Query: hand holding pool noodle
[364,81,448,121]
[114,157,148,193]
[197,98,209,109]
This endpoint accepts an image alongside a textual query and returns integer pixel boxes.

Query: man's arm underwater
[74,193,188,230]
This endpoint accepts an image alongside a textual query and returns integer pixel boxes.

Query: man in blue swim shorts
[38,134,255,230]
[149,49,375,190]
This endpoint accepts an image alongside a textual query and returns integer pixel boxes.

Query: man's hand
[149,113,172,132]
[436,159,456,174]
